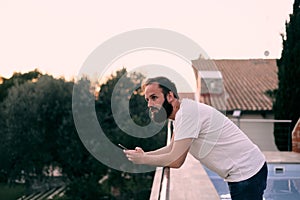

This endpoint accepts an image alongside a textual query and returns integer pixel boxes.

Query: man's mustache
[149,106,160,112]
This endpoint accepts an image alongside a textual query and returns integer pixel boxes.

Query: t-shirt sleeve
[174,102,201,141]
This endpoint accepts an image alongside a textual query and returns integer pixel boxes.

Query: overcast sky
[0,0,294,80]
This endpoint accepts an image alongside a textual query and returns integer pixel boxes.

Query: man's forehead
[144,83,162,96]
[145,82,160,91]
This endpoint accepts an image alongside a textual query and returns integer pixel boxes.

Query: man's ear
[166,92,175,103]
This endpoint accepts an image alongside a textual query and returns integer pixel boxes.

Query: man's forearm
[146,134,174,156]
[125,138,191,168]
[145,143,173,156]
[141,153,175,167]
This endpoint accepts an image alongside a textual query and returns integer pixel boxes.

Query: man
[124,76,268,200]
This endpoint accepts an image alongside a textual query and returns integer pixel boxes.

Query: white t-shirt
[174,99,266,182]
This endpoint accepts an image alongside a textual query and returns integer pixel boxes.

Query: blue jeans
[228,162,268,200]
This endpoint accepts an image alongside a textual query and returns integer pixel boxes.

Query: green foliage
[0,183,26,200]
[0,69,42,183]
[101,169,154,200]
[0,69,41,103]
[0,71,110,198]
[96,68,167,151]
[96,68,167,198]
[1,75,78,183]
[64,176,110,200]
[0,68,167,199]
[274,0,300,150]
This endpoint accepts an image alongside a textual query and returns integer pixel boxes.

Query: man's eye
[151,96,157,100]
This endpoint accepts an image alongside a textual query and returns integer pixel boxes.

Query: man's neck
[169,99,181,120]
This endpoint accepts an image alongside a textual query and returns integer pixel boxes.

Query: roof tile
[192,59,278,112]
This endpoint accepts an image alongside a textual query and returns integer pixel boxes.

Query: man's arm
[125,138,192,168]
[168,148,189,168]
[145,134,175,156]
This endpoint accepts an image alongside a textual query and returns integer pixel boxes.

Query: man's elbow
[168,160,184,168]
[167,150,189,168]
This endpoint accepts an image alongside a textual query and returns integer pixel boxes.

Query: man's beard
[150,98,173,123]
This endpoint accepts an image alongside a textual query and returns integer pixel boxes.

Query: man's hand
[124,147,145,164]
[123,138,192,167]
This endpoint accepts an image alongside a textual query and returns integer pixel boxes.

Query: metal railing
[149,120,172,200]
[230,118,292,151]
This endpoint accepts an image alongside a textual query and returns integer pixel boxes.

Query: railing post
[150,120,172,200]
[158,167,170,200]
[159,120,172,200]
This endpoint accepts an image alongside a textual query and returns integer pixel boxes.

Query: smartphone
[118,143,128,150]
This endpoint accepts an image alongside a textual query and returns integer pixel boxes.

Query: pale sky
[0,0,294,81]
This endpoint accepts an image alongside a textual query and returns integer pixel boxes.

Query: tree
[96,68,167,199]
[0,70,42,183]
[0,69,41,103]
[274,0,300,150]
[1,75,75,184]
[96,68,167,151]
[61,77,110,200]
[0,68,167,199]
[1,73,108,196]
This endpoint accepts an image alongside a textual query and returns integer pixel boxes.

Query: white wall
[230,114,279,151]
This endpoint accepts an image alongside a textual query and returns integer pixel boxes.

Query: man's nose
[147,100,153,108]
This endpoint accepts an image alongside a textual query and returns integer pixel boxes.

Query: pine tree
[274,0,300,150]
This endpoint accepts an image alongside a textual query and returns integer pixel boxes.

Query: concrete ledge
[263,151,300,163]
[149,167,163,200]
[169,153,219,200]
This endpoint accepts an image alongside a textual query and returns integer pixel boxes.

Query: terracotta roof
[178,92,196,100]
[192,59,278,112]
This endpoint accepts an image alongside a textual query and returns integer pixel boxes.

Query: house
[292,118,300,153]
[179,58,283,151]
